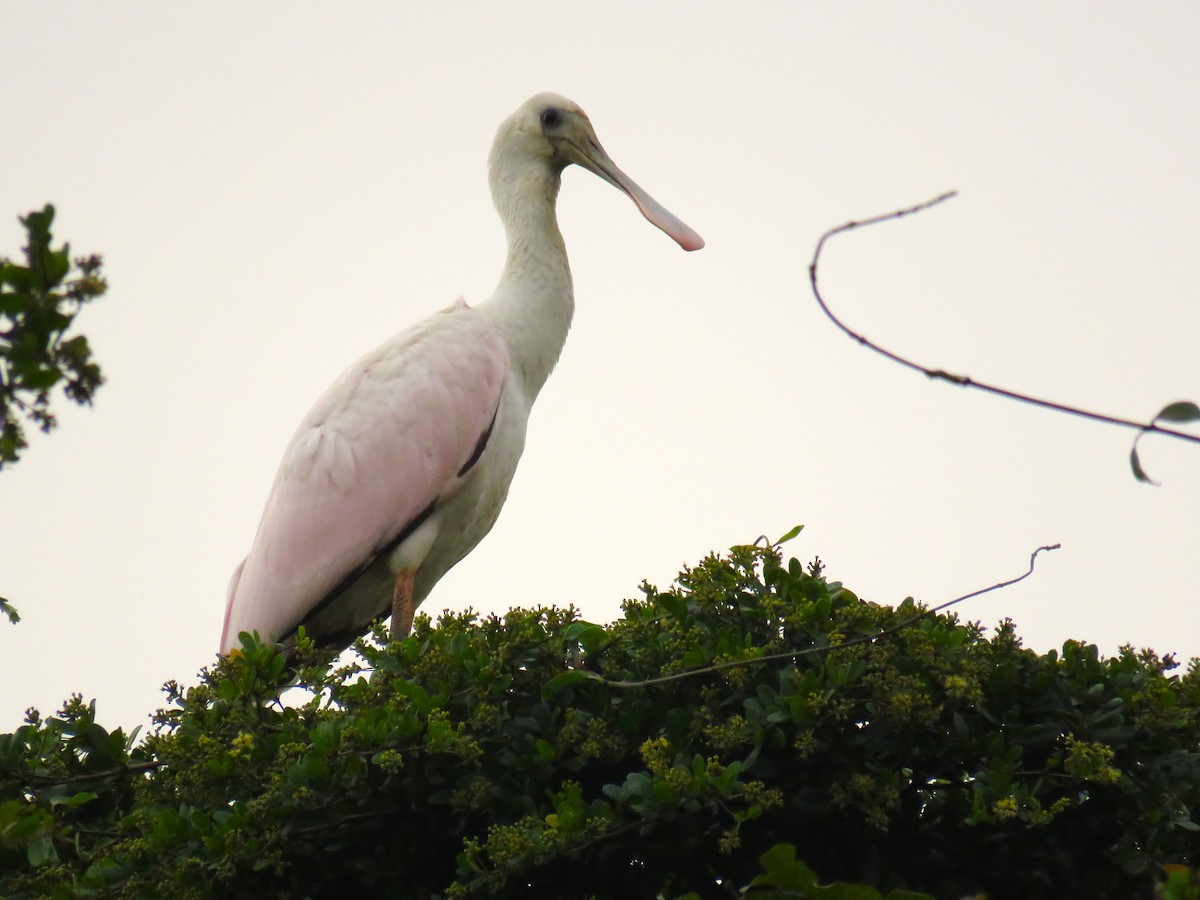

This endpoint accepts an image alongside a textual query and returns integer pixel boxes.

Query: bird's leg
[391,569,417,639]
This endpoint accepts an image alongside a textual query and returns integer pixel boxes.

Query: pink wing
[221,301,509,651]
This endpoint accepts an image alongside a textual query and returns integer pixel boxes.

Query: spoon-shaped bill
[568,138,705,252]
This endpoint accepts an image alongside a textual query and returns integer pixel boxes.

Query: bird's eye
[540,108,562,129]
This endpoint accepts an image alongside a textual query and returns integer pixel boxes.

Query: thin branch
[289,808,392,838]
[808,192,1200,446]
[7,759,162,787]
[586,544,1059,690]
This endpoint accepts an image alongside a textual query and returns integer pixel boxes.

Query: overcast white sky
[2,3,1198,730]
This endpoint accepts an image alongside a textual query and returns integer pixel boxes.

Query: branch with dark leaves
[0,204,106,470]
[807,191,1200,484]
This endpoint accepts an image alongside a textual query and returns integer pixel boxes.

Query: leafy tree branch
[0,596,19,626]
[0,204,106,470]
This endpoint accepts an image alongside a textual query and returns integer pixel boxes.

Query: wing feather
[221,303,509,651]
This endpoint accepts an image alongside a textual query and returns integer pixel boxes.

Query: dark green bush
[2,538,1197,898]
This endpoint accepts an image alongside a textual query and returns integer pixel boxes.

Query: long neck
[481,142,576,402]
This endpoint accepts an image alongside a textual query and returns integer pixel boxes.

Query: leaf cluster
[0,205,106,468]
[1,541,1198,898]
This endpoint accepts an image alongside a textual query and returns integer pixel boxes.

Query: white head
[489,92,704,252]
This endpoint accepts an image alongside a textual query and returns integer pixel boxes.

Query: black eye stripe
[540,108,562,128]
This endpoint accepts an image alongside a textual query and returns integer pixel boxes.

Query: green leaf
[775,524,805,546]
[0,291,25,314]
[17,367,63,391]
[579,624,606,653]
[27,834,57,868]
[216,678,240,702]
[541,670,593,701]
[40,247,71,286]
[748,843,934,898]
[1130,438,1158,486]
[391,678,432,713]
[751,843,819,890]
[48,791,97,808]
[1153,400,1200,424]
[681,648,708,667]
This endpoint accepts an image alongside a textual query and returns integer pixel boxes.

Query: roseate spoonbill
[220,93,703,654]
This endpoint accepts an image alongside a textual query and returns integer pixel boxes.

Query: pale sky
[2,3,1198,730]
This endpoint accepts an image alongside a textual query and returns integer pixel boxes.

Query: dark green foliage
[0,204,106,469]
[736,842,932,899]
[1,541,1198,898]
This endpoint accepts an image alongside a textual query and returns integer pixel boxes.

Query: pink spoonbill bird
[220,93,703,654]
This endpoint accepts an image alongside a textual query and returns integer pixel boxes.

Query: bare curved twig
[807,193,1200,456]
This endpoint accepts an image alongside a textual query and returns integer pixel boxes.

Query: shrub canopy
[2,539,1198,898]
